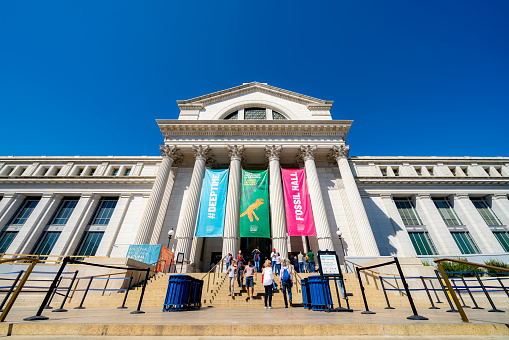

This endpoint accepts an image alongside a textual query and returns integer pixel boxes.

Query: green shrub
[484,259,509,275]
[439,257,484,277]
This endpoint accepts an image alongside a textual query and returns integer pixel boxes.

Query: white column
[0,194,25,227]
[135,145,182,245]
[300,145,334,252]
[175,145,209,262]
[150,168,177,245]
[453,194,505,253]
[7,194,62,254]
[222,145,243,258]
[331,145,377,255]
[266,145,288,259]
[50,194,100,256]
[414,194,461,255]
[96,193,133,256]
[491,194,509,225]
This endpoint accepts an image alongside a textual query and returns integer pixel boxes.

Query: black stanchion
[393,257,428,320]
[435,270,457,313]
[356,267,375,314]
[379,277,395,309]
[497,278,509,298]
[0,270,24,312]
[24,257,70,321]
[428,279,442,303]
[118,276,133,309]
[420,276,439,310]
[53,270,78,312]
[130,267,150,314]
[473,270,504,313]
[461,277,482,310]
[44,276,63,310]
[74,277,94,310]
[451,278,470,308]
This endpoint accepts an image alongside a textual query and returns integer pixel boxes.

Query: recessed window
[77,168,84,176]
[125,168,131,176]
[272,111,287,120]
[244,108,266,120]
[494,167,503,176]
[449,167,456,176]
[395,198,422,225]
[451,231,480,254]
[494,231,509,252]
[380,167,387,176]
[433,199,463,226]
[224,111,238,120]
[393,167,399,176]
[408,232,437,255]
[415,167,422,176]
[427,167,434,176]
[472,198,502,226]
[112,168,119,176]
[89,168,96,176]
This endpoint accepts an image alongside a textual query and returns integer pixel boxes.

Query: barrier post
[379,277,395,309]
[130,267,150,314]
[436,264,469,323]
[473,270,504,313]
[435,270,457,313]
[24,256,70,321]
[461,277,482,310]
[74,277,94,310]
[0,260,38,322]
[497,278,509,298]
[0,270,24,312]
[357,267,375,314]
[428,279,442,303]
[45,277,63,310]
[118,276,133,309]
[393,257,428,320]
[53,270,79,312]
[451,278,469,308]
[420,276,439,309]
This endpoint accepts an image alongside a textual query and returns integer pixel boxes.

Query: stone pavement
[0,305,507,337]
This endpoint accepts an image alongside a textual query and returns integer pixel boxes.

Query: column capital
[329,144,350,162]
[192,145,211,161]
[226,145,245,161]
[159,145,183,165]
[453,193,470,200]
[379,193,393,200]
[298,145,316,161]
[265,145,282,161]
[492,193,508,200]
[416,193,432,200]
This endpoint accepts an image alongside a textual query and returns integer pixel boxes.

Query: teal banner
[195,169,229,237]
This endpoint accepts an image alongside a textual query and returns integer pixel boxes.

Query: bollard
[118,276,133,309]
[428,279,442,303]
[451,278,470,308]
[53,270,78,312]
[75,277,94,310]
[394,257,428,320]
[497,278,509,299]
[130,267,150,314]
[420,276,439,309]
[44,276,63,310]
[473,270,504,313]
[435,270,457,313]
[461,277,482,310]
[379,277,395,309]
[357,267,375,314]
[0,270,24,312]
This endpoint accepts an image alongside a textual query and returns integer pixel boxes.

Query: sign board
[317,251,343,279]
[176,252,185,264]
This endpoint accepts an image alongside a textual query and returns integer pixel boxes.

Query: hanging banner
[281,168,316,236]
[195,169,229,237]
[239,170,270,238]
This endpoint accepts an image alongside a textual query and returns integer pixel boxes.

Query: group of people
[291,250,316,273]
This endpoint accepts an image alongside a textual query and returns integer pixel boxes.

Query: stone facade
[0,82,508,271]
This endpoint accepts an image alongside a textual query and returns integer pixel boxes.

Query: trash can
[301,278,311,309]
[308,275,333,311]
[189,278,204,308]
[163,275,193,311]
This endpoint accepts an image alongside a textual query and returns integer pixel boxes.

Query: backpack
[282,268,291,282]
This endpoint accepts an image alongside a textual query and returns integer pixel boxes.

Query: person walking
[292,255,299,270]
[297,251,305,273]
[252,248,261,273]
[307,250,315,273]
[270,248,277,273]
[262,259,274,309]
[237,256,245,288]
[225,253,232,271]
[279,259,294,308]
[237,250,243,261]
[275,252,282,276]
[227,260,236,297]
[244,260,257,301]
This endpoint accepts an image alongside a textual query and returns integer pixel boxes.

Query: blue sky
[1,1,507,157]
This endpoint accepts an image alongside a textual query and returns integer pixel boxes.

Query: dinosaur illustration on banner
[240,198,264,221]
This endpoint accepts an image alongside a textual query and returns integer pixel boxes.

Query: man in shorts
[244,260,257,301]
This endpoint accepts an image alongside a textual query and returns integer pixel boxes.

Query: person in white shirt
[227,260,236,297]
[262,259,274,309]
[271,248,277,273]
[275,253,282,276]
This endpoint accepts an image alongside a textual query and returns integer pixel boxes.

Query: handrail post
[53,270,78,312]
[461,277,482,310]
[428,279,442,303]
[379,276,394,309]
[394,257,428,320]
[103,274,110,296]
[372,272,378,290]
[451,278,469,308]
[75,277,94,309]
[420,276,439,309]
[130,267,150,314]
[118,276,133,309]
[364,270,369,285]
[0,260,38,322]
[497,277,509,298]
[357,267,375,314]
[0,270,24,312]
[68,278,80,303]
[473,270,504,313]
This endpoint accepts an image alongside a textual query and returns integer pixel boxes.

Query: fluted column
[491,194,509,225]
[299,145,334,252]
[266,145,288,259]
[175,145,209,261]
[222,145,244,258]
[134,145,182,245]
[331,145,378,256]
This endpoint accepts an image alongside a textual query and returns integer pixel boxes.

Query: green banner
[239,170,270,238]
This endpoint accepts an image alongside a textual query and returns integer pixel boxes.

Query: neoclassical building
[0,82,508,271]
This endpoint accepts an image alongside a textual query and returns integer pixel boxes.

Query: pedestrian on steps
[237,256,245,288]
[262,259,274,309]
[228,260,236,297]
[280,259,293,308]
[275,253,282,276]
[252,248,261,273]
[271,248,277,273]
[244,260,257,301]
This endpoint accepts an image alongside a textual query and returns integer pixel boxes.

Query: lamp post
[336,229,347,257]
[167,229,174,249]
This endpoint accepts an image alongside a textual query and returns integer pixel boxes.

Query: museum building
[0,82,508,271]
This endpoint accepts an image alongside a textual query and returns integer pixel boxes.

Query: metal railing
[0,253,108,265]
[201,258,225,296]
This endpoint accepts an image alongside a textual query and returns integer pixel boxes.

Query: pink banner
[282,169,316,236]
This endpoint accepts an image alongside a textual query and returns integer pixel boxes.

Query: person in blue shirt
[252,248,261,272]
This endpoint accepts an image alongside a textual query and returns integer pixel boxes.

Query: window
[50,199,78,225]
[125,168,131,176]
[434,199,463,225]
[77,168,84,176]
[7,199,39,225]
[31,231,60,256]
[380,167,387,176]
[244,108,266,120]
[427,167,434,176]
[494,167,503,176]
[409,232,437,255]
[449,167,456,176]
[0,232,18,253]
[224,111,238,120]
[393,167,399,176]
[40,167,49,176]
[89,168,96,176]
[74,231,104,257]
[494,231,509,252]
[415,167,422,176]
[112,168,119,176]
[451,231,480,254]
[395,198,422,225]
[472,199,502,226]
[91,199,117,225]
[272,111,287,120]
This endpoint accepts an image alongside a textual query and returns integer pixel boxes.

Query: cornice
[356,176,509,186]
[0,176,157,185]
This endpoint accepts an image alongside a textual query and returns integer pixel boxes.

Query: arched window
[244,108,266,120]
[272,111,288,120]
[224,111,238,120]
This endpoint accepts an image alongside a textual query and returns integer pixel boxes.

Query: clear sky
[1,1,507,157]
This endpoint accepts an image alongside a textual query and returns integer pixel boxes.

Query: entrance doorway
[240,237,272,262]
